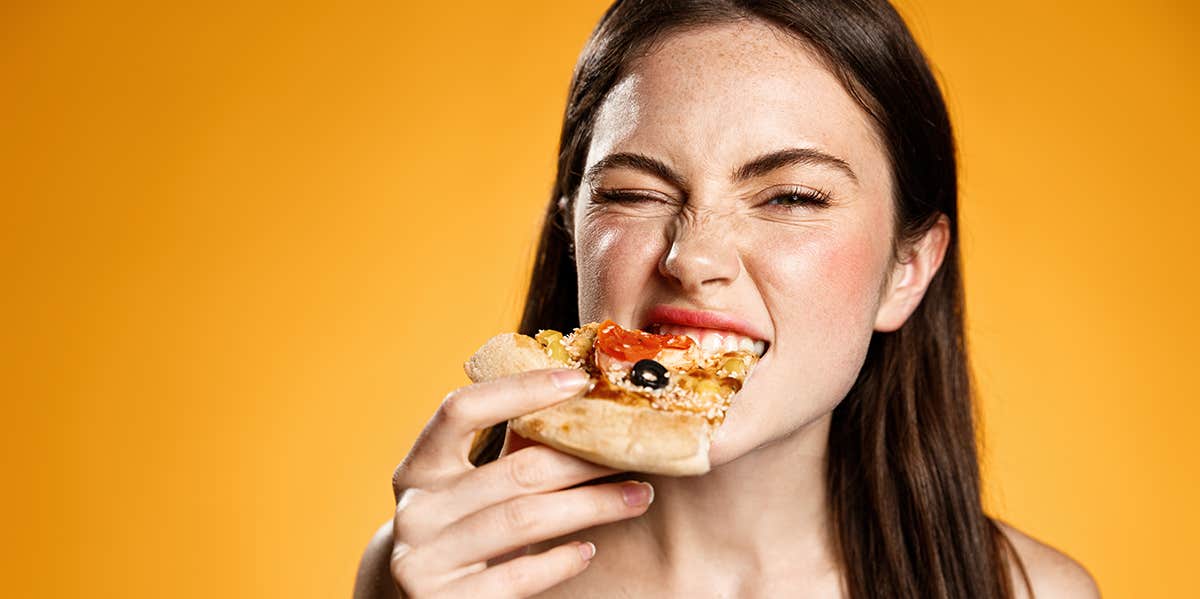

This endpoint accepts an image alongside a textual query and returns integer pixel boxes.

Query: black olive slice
[630,359,669,389]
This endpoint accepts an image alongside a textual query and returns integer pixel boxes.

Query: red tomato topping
[595,320,693,362]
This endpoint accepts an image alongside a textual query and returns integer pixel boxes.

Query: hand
[389,368,655,598]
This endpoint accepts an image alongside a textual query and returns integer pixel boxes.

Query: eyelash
[765,187,833,209]
[592,187,832,209]
[591,189,662,204]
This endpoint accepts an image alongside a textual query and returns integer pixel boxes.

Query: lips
[644,305,770,357]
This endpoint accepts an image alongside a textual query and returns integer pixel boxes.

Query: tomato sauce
[594,320,693,362]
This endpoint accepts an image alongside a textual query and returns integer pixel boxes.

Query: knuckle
[391,558,437,599]
[499,497,539,534]
[502,559,534,591]
[438,388,472,423]
[389,549,423,591]
[597,488,622,516]
[392,463,410,496]
[554,544,586,576]
[392,488,428,539]
[392,513,417,542]
[512,372,542,395]
[395,450,455,494]
[506,451,548,491]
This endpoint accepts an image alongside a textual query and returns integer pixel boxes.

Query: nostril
[659,238,741,292]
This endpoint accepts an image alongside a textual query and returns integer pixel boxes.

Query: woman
[355,1,1100,597]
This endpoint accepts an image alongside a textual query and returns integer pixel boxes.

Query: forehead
[588,21,888,189]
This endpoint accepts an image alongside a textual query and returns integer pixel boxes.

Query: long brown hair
[472,1,1031,597]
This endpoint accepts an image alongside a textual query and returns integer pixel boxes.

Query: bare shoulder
[996,520,1101,599]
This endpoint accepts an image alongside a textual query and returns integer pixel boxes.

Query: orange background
[4,1,1197,597]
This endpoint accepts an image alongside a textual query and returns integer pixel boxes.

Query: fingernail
[578,541,596,561]
[552,369,589,391]
[621,482,654,507]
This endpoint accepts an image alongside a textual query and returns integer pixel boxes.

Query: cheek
[812,231,887,324]
[574,217,666,322]
[750,224,889,401]
[758,227,885,338]
[710,223,891,462]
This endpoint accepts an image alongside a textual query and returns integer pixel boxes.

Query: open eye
[764,187,832,209]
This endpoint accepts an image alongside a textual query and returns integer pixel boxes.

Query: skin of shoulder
[997,521,1101,599]
[352,517,1102,598]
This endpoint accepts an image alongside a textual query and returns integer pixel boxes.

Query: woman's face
[572,21,900,465]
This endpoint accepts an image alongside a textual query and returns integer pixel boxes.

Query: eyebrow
[584,146,858,190]
[732,147,858,185]
[584,152,690,190]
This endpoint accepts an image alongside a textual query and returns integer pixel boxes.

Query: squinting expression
[570,21,901,465]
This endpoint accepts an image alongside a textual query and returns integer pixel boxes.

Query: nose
[658,212,742,295]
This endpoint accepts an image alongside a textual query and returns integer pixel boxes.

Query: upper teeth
[656,324,767,357]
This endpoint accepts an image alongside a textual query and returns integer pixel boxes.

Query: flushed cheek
[756,229,886,401]
[810,231,887,327]
[757,225,884,333]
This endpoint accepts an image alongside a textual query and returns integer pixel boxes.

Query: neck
[616,413,839,587]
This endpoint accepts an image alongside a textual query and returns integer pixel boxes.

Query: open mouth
[649,323,769,357]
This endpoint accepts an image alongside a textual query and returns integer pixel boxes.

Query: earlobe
[873,215,951,332]
[558,194,575,235]
[558,195,579,259]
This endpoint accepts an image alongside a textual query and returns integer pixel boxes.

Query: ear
[874,214,951,332]
[557,194,575,235]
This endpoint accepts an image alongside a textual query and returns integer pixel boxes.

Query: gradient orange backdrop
[4,1,1197,597]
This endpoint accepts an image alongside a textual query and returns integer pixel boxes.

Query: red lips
[643,304,768,342]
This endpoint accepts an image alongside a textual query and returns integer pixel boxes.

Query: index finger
[410,369,591,471]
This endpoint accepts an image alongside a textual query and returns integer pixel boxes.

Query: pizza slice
[463,320,759,475]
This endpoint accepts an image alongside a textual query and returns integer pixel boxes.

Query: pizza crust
[463,332,713,476]
[510,398,710,476]
[463,333,559,382]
